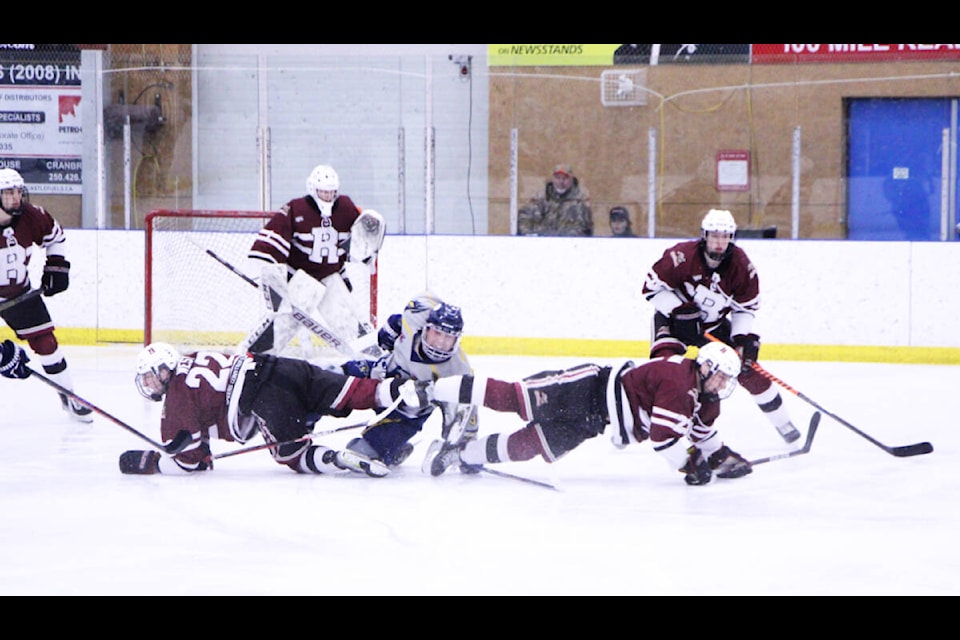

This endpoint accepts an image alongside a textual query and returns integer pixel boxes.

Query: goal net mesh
[144,209,375,355]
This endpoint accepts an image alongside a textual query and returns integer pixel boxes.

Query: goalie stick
[212,395,403,460]
[193,242,365,357]
[704,333,933,458]
[748,411,820,466]
[0,288,41,313]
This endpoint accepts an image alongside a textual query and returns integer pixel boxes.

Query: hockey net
[144,209,377,354]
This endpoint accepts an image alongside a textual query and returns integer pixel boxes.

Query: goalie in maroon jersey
[423,341,752,486]
[642,208,801,444]
[0,168,92,422]
[118,342,433,476]
[245,163,384,355]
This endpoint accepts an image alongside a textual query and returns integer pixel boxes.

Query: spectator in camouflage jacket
[517,164,594,236]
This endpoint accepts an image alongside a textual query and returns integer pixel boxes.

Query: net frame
[144,209,377,352]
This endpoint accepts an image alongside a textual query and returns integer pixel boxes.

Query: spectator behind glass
[517,164,593,237]
[609,206,637,237]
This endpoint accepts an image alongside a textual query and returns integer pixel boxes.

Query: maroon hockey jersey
[0,202,65,300]
[248,194,361,282]
[642,239,759,326]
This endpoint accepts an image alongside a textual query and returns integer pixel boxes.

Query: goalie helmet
[696,341,741,400]
[306,164,340,217]
[420,302,464,362]
[0,168,26,215]
[700,208,737,262]
[135,342,182,401]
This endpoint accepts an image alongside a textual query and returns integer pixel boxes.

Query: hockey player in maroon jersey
[423,341,752,486]
[0,168,92,422]
[246,164,384,355]
[642,208,800,443]
[118,342,433,476]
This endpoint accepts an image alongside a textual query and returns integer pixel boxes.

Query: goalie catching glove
[0,340,30,379]
[349,209,385,264]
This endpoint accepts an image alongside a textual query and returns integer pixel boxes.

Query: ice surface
[0,346,956,595]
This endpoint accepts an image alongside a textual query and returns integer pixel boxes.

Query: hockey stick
[480,467,559,491]
[748,411,820,465]
[704,333,933,458]
[193,242,359,356]
[212,395,403,460]
[0,288,42,313]
[26,367,165,450]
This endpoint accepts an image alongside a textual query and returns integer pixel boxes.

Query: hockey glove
[669,302,703,347]
[708,445,753,479]
[0,340,31,379]
[733,333,760,373]
[392,378,434,410]
[343,359,374,378]
[41,256,70,297]
[679,446,712,486]
[377,314,402,351]
[163,430,193,455]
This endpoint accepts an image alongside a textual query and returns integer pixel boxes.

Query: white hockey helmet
[0,168,24,190]
[135,342,182,401]
[701,208,737,236]
[696,341,741,400]
[0,168,26,215]
[306,164,340,216]
[700,209,737,261]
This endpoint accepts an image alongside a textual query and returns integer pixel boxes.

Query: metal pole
[425,57,434,234]
[940,128,950,241]
[398,126,406,234]
[510,128,518,234]
[791,126,801,239]
[96,122,105,229]
[648,127,657,238]
[123,116,131,230]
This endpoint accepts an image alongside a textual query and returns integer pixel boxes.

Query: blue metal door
[847,98,958,240]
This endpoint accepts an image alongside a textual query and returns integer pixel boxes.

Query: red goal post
[144,209,378,351]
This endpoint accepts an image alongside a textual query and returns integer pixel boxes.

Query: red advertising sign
[753,44,960,64]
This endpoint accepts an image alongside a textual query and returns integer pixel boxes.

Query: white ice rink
[0,345,956,595]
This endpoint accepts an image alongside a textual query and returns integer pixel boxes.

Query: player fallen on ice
[422,341,753,486]
[112,342,432,475]
[333,292,476,475]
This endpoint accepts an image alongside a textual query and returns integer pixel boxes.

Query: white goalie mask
[135,342,182,401]
[306,164,340,217]
[696,341,741,400]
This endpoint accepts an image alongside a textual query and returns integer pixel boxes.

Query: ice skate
[60,393,93,423]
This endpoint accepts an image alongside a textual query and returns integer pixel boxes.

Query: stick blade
[891,441,934,457]
[801,411,821,453]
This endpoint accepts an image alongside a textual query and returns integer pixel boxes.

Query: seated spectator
[517,164,593,236]
[609,206,637,237]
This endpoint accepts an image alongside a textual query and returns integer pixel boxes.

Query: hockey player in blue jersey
[336,291,477,475]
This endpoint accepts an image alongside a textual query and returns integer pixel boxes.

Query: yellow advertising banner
[488,44,621,66]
